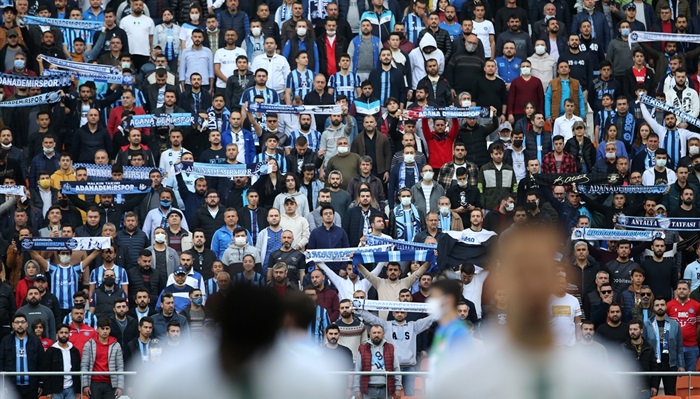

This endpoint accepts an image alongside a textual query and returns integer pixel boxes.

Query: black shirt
[641,258,679,300]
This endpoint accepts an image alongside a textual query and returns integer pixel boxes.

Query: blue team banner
[616,215,700,231]
[128,113,204,129]
[577,184,668,195]
[407,106,491,119]
[20,237,112,251]
[0,91,62,107]
[365,235,437,250]
[639,94,700,129]
[60,180,152,195]
[40,55,118,74]
[175,161,270,178]
[352,249,436,265]
[23,15,104,30]
[248,103,342,115]
[44,69,133,85]
[74,163,164,180]
[571,228,661,242]
[0,73,71,88]
[304,245,393,263]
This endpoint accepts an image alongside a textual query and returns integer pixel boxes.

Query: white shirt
[119,14,155,56]
[214,47,247,88]
[510,147,527,181]
[462,267,489,318]
[549,293,581,347]
[553,114,583,142]
[641,166,677,186]
[251,53,291,94]
[159,147,188,174]
[472,20,495,58]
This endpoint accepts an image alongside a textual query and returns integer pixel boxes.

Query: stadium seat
[653,396,682,399]
[687,395,700,399]
[677,376,700,398]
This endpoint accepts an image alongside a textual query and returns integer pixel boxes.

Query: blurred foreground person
[132,284,344,399]
[429,225,633,399]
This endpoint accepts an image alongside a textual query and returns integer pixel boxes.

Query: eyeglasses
[601,290,612,294]
[640,292,653,297]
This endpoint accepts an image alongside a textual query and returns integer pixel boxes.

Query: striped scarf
[398,162,418,189]
[393,204,421,241]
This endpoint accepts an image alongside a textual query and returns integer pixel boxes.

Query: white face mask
[505,202,515,212]
[154,233,166,243]
[460,100,470,107]
[605,151,616,160]
[656,158,667,168]
[326,30,336,36]
[690,145,700,155]
[426,297,445,319]
[43,146,54,154]
[423,171,434,181]
[457,180,468,187]
[234,236,247,246]
[59,254,71,264]
[404,154,415,163]
[296,27,307,36]
[521,67,531,75]
[0,143,11,149]
[400,197,412,207]
[439,205,450,215]
[535,45,546,55]
[190,13,199,21]
[251,27,261,36]
[337,146,349,154]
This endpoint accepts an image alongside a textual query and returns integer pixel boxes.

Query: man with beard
[622,320,656,397]
[558,34,593,95]
[576,320,608,361]
[268,230,306,288]
[357,261,430,318]
[605,240,640,295]
[256,208,284,276]
[109,298,138,351]
[643,298,685,396]
[439,5,462,41]
[352,325,402,399]
[495,15,532,61]
[335,299,367,359]
[641,238,678,300]
[118,0,155,70]
[323,324,354,373]
[0,313,44,399]
[343,188,383,247]
[18,287,56,340]
[667,281,700,371]
[43,324,82,399]
[268,262,298,295]
[595,304,629,352]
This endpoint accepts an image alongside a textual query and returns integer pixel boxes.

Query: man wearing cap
[621,3,645,32]
[18,286,57,340]
[488,122,514,150]
[0,28,30,72]
[0,7,26,48]
[164,210,193,254]
[279,196,311,250]
[159,266,196,313]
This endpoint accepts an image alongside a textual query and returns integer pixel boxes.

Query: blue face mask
[655,213,665,218]
[14,59,25,69]
[160,200,172,208]
[621,28,630,37]
[192,297,203,306]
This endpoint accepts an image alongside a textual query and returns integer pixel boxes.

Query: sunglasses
[640,292,652,297]
[601,290,612,294]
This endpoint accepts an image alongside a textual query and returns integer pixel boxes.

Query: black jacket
[621,66,655,99]
[190,205,226,245]
[127,267,166,309]
[621,338,657,389]
[224,71,254,110]
[344,206,384,247]
[317,34,349,77]
[564,136,596,173]
[237,206,269,239]
[143,83,178,113]
[0,281,15,329]
[0,333,44,389]
[42,344,81,394]
[457,117,498,167]
[285,148,323,175]
[417,76,453,107]
[109,315,139,350]
[178,88,213,115]
[68,193,145,227]
[524,130,553,162]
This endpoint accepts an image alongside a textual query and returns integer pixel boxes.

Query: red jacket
[15,277,34,309]
[423,117,459,169]
[315,286,340,321]
[359,342,396,394]
[69,323,97,356]
[542,151,578,174]
[107,106,148,137]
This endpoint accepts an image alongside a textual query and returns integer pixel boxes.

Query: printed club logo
[21,238,33,250]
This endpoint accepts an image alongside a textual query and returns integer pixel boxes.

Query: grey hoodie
[358,309,436,366]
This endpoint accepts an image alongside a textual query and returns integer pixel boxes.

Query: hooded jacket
[80,336,124,389]
[408,34,445,90]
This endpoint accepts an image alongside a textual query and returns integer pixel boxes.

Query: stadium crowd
[0,0,699,397]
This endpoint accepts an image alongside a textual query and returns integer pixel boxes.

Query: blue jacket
[307,224,349,271]
[571,11,611,52]
[494,56,522,84]
[211,224,253,259]
[282,38,320,73]
[244,34,265,61]
[359,8,396,43]
[216,10,250,46]
[350,35,381,74]
[220,128,257,164]
[643,315,684,369]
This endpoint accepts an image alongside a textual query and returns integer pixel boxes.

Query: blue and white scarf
[439,213,451,231]
[352,299,429,313]
[40,55,118,74]
[445,229,497,245]
[616,215,700,231]
[570,227,660,241]
[207,107,231,132]
[366,235,437,250]
[628,31,700,48]
[352,249,436,265]
[175,161,270,178]
[393,204,421,241]
[74,163,164,180]
[23,15,103,30]
[609,111,636,145]
[60,180,152,195]
[407,106,491,119]
[0,73,71,88]
[44,69,133,85]
[126,113,203,129]
[398,162,419,189]
[20,236,111,251]
[639,94,700,128]
[304,244,392,262]
[248,103,342,115]
[0,91,62,107]
[577,184,667,195]
[0,185,26,201]
[650,316,671,363]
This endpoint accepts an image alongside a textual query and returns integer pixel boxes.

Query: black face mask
[513,139,523,148]
[694,163,700,172]
[58,199,69,207]
[103,276,116,286]
[526,201,538,211]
